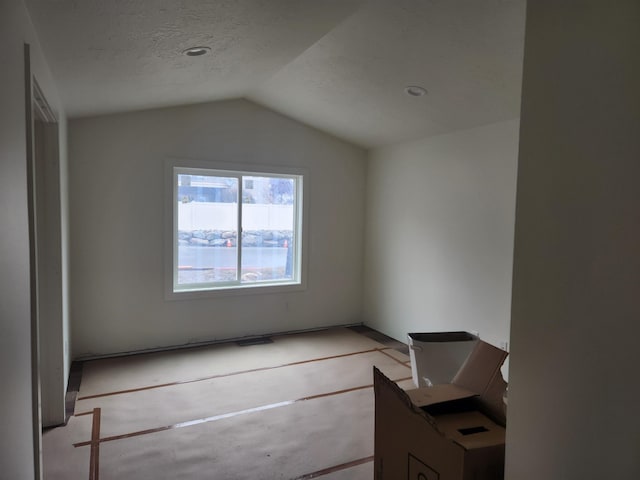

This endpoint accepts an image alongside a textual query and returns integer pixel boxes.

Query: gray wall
[69,99,367,357]
[0,0,69,475]
[364,120,518,355]
[506,1,640,478]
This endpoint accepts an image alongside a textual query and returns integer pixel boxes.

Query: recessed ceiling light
[182,46,211,57]
[404,85,428,97]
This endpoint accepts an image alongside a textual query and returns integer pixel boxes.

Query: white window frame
[165,158,307,300]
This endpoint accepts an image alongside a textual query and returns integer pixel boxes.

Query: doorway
[25,43,66,479]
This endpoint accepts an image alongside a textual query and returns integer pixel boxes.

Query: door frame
[25,42,65,480]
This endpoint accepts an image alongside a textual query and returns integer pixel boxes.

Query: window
[171,165,304,294]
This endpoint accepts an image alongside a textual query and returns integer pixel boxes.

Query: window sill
[165,281,306,301]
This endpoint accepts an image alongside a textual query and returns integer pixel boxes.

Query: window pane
[176,174,239,286]
[241,176,296,283]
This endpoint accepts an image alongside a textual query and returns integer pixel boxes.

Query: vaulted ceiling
[25,0,526,148]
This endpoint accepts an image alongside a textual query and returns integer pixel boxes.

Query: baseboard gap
[74,322,364,362]
[348,325,409,355]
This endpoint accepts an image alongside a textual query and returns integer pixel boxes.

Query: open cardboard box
[374,339,508,479]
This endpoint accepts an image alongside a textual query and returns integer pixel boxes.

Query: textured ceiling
[25,0,526,148]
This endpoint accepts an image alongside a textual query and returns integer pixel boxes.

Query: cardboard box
[374,339,508,479]
[408,331,479,387]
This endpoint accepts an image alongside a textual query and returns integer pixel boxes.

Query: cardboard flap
[452,340,507,395]
[406,384,477,408]
[373,366,438,428]
[452,340,508,425]
[434,411,506,450]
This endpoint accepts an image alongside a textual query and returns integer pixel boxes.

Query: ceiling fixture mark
[404,85,428,97]
[182,46,211,57]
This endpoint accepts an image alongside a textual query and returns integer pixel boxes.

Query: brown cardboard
[434,412,505,450]
[451,339,508,425]
[406,383,477,408]
[408,335,508,425]
[374,338,508,480]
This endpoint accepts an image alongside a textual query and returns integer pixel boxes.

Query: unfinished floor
[43,326,412,479]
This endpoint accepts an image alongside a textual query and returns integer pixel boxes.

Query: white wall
[69,99,367,357]
[506,2,640,478]
[363,120,519,352]
[0,0,69,475]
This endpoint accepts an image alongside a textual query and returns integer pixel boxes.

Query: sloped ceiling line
[25,0,525,148]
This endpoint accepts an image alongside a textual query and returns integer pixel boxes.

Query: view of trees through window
[174,168,301,291]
